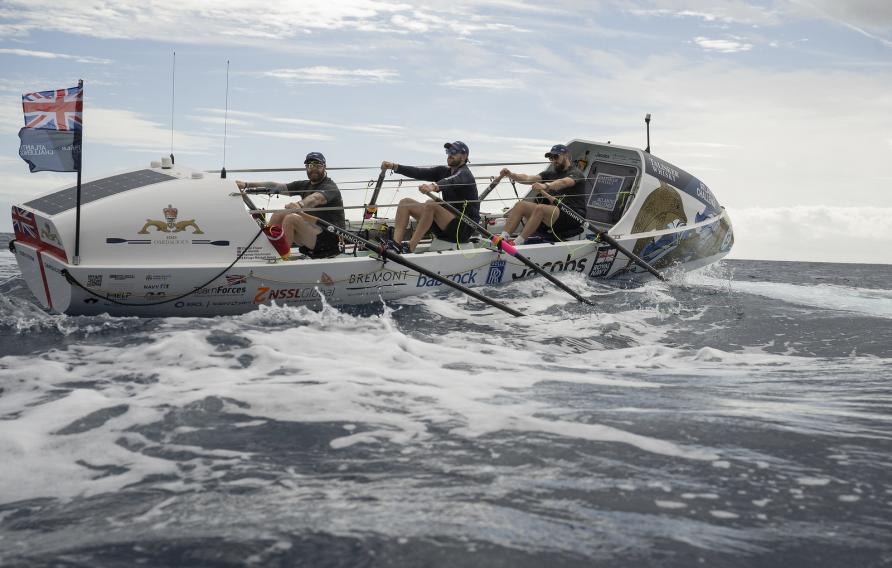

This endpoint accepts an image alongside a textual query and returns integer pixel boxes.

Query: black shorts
[431,217,475,243]
[538,208,584,240]
[299,227,341,258]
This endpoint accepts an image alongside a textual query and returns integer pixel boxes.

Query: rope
[62,227,266,307]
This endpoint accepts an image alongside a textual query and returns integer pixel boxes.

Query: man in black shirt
[498,144,586,245]
[236,151,345,258]
[380,140,479,253]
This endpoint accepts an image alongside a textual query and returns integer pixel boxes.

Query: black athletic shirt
[394,164,480,222]
[285,176,346,229]
[539,165,587,214]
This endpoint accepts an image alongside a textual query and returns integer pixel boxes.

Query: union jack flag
[11,206,38,240]
[22,85,83,131]
[597,247,615,261]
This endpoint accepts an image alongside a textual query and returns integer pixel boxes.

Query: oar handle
[364,169,387,219]
[478,175,504,202]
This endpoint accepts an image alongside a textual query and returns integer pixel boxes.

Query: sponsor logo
[87,274,103,287]
[144,283,170,290]
[319,272,334,286]
[510,254,588,280]
[83,298,99,304]
[646,155,680,183]
[695,181,719,211]
[106,291,132,300]
[209,299,253,307]
[145,291,166,298]
[253,286,335,304]
[138,204,204,235]
[146,274,172,281]
[194,285,247,297]
[175,300,205,308]
[109,274,135,281]
[349,269,410,285]
[486,260,506,285]
[416,269,478,288]
[226,274,247,285]
[588,247,617,278]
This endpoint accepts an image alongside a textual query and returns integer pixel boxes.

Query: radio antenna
[645,113,652,154]
[169,51,176,165]
[221,59,230,179]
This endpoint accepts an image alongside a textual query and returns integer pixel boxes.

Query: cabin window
[588,174,625,212]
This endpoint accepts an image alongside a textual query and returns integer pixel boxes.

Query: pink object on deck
[491,235,517,256]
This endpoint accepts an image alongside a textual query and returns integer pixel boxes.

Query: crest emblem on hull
[138,203,204,234]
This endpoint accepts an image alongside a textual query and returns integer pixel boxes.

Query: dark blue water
[1,241,891,567]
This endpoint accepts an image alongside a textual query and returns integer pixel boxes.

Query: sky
[1,0,890,264]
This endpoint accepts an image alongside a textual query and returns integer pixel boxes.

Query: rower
[498,144,587,245]
[236,151,345,259]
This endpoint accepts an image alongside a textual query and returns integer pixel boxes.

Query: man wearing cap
[236,151,345,258]
[380,141,479,253]
[497,144,587,245]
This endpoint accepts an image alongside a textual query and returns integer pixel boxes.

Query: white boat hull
[12,212,732,317]
[10,140,734,317]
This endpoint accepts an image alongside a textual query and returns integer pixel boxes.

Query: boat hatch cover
[24,169,176,216]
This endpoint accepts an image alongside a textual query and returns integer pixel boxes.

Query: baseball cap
[304,151,326,165]
[444,141,470,155]
[544,144,569,158]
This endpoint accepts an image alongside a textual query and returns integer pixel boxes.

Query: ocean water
[1,239,891,567]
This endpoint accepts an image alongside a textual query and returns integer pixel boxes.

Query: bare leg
[503,201,537,234]
[393,198,424,243]
[282,213,322,250]
[410,203,436,252]
[268,210,289,226]
[520,204,560,239]
[408,202,456,252]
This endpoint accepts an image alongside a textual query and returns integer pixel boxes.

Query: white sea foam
[687,264,892,319]
[0,298,728,503]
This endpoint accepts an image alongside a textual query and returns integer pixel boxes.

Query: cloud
[0,48,112,64]
[442,78,525,90]
[728,206,892,264]
[790,0,892,46]
[262,67,400,86]
[245,130,334,141]
[196,108,405,136]
[0,0,523,47]
[625,2,781,26]
[693,36,754,53]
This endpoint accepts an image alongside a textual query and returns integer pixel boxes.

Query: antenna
[221,59,229,179]
[645,113,651,154]
[169,51,175,165]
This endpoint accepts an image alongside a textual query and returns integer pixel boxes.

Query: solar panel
[24,169,176,216]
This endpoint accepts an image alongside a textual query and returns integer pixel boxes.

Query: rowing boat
[9,139,734,316]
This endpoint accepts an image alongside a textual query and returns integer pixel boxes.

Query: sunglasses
[445,147,463,156]
[546,154,563,161]
[305,161,325,169]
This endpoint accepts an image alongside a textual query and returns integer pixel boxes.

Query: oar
[309,217,524,318]
[478,175,504,202]
[428,195,596,306]
[552,200,667,282]
[363,169,387,219]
